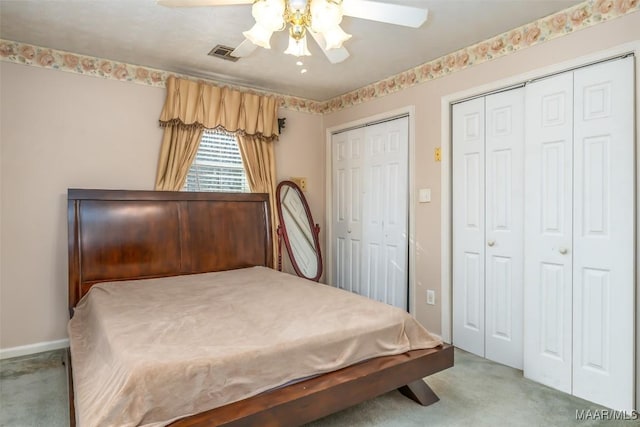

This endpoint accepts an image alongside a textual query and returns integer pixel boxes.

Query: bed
[67,189,453,426]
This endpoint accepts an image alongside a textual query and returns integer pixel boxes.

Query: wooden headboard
[67,189,273,311]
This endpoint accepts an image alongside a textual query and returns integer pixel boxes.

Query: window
[183,129,249,192]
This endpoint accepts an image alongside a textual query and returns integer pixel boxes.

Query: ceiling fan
[158,0,428,64]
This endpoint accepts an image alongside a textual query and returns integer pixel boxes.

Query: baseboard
[0,338,69,360]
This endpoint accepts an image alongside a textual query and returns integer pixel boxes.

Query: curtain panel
[155,125,204,192]
[237,134,279,264]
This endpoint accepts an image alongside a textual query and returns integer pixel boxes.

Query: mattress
[68,266,442,426]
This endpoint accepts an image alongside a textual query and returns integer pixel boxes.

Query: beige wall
[322,12,640,336]
[0,62,323,349]
[0,63,162,349]
[274,109,325,280]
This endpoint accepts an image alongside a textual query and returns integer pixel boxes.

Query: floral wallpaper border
[321,0,640,114]
[0,38,326,114]
[0,0,638,115]
[320,0,639,114]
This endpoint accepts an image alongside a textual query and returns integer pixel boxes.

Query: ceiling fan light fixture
[166,0,429,64]
[288,0,308,12]
[284,33,311,57]
[322,24,351,50]
[252,0,286,31]
[243,23,274,49]
[310,0,343,33]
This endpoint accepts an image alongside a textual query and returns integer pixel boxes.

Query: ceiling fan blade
[231,39,258,58]
[309,30,350,64]
[157,0,252,7]
[342,0,428,28]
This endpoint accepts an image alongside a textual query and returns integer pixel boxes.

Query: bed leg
[65,348,76,427]
[398,379,439,406]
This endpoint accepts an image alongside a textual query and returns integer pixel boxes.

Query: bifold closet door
[571,57,634,411]
[453,97,486,357]
[523,72,574,394]
[362,117,409,308]
[332,117,409,309]
[333,128,364,294]
[524,57,634,410]
[453,90,524,368]
[484,89,524,370]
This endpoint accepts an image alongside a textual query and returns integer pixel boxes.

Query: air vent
[208,45,240,62]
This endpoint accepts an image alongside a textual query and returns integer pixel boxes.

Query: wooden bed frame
[67,189,453,427]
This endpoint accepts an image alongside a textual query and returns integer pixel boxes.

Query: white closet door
[332,117,409,309]
[572,57,634,411]
[484,88,524,369]
[453,98,486,357]
[362,117,409,308]
[332,128,364,294]
[524,72,574,393]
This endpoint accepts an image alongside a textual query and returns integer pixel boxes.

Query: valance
[159,76,280,141]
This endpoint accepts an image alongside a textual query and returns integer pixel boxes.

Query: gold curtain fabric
[237,133,279,265]
[155,125,204,191]
[157,76,280,139]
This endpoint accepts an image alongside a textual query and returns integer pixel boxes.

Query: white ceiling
[0,0,581,100]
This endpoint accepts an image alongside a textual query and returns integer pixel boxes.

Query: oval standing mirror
[276,180,323,282]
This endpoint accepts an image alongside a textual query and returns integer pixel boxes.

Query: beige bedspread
[68,266,442,427]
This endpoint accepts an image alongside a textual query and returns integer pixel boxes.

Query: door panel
[453,98,486,357]
[572,57,634,411]
[381,118,409,308]
[524,72,574,393]
[539,262,566,360]
[484,89,524,369]
[463,252,482,331]
[362,117,409,308]
[332,129,364,294]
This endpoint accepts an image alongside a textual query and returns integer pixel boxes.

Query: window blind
[183,130,249,193]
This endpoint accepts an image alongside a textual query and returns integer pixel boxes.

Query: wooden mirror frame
[276,180,323,282]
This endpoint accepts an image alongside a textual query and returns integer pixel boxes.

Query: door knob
[347,229,352,234]
[487,240,495,247]
[559,247,568,255]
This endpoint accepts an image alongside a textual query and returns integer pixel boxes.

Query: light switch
[419,188,431,203]
[427,290,435,305]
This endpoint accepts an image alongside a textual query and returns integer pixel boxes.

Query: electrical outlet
[291,177,307,191]
[426,290,435,305]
